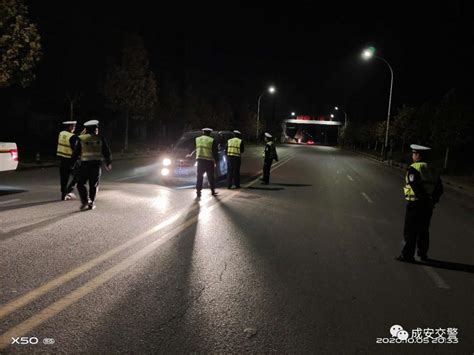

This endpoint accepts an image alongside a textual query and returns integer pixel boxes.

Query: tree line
[340,89,473,172]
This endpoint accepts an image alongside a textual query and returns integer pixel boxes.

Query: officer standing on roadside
[72,120,112,210]
[396,144,443,262]
[57,120,79,200]
[195,128,219,198]
[261,132,278,185]
[226,130,244,189]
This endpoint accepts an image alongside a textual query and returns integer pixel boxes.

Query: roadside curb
[18,152,160,171]
[346,148,474,198]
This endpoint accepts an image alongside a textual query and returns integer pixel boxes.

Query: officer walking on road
[261,132,278,185]
[57,120,79,201]
[396,144,443,262]
[72,120,112,210]
[195,127,219,198]
[226,130,244,189]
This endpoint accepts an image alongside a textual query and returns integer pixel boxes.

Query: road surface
[0,144,473,354]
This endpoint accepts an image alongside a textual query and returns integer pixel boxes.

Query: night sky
[27,1,474,122]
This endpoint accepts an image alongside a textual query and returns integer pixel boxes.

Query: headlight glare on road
[163,158,171,166]
[161,168,170,176]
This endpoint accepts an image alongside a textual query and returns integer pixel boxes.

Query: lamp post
[291,112,296,117]
[256,86,276,140]
[334,106,347,127]
[362,47,394,160]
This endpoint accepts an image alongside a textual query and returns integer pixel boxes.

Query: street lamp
[256,85,276,139]
[361,46,394,159]
[291,112,296,116]
[334,106,347,127]
[330,114,334,120]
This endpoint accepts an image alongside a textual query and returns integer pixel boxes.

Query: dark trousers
[196,159,215,192]
[76,162,102,204]
[227,156,241,188]
[402,200,434,257]
[262,159,273,184]
[59,157,77,196]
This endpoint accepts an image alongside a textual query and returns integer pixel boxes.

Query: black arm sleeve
[407,167,428,200]
[71,139,81,162]
[69,135,79,163]
[101,136,112,165]
[273,144,278,161]
[240,141,245,154]
[432,177,444,203]
[212,140,219,162]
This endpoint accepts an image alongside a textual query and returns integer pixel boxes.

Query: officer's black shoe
[211,190,218,196]
[79,203,89,211]
[261,181,269,185]
[227,186,233,189]
[88,202,96,210]
[196,191,201,198]
[418,254,429,261]
[395,255,415,263]
[61,194,67,201]
[235,186,241,189]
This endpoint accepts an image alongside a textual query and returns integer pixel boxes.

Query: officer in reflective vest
[57,121,79,200]
[72,120,112,210]
[396,144,443,262]
[226,130,245,189]
[195,128,218,198]
[261,132,278,185]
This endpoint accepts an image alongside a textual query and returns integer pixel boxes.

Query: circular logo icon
[397,330,409,341]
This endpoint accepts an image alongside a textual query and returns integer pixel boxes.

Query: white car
[0,142,19,171]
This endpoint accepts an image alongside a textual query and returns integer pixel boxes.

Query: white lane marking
[422,266,450,289]
[175,185,195,189]
[361,192,373,204]
[347,175,354,181]
[242,155,295,188]
[115,174,150,182]
[0,199,20,205]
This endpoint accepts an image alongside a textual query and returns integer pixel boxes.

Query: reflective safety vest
[404,162,437,201]
[79,134,102,161]
[195,135,214,161]
[227,137,242,157]
[57,131,74,158]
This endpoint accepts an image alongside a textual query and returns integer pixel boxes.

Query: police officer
[72,120,112,210]
[396,144,443,262]
[261,132,278,185]
[226,130,245,189]
[195,128,219,198]
[57,120,79,200]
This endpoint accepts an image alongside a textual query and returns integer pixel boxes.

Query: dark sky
[27,1,474,122]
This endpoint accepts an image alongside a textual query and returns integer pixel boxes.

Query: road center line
[361,192,373,204]
[0,155,293,324]
[421,266,450,289]
[347,175,354,181]
[0,199,20,205]
[0,187,242,350]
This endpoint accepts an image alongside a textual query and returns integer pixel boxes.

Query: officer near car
[261,132,278,185]
[396,144,443,262]
[57,120,79,200]
[195,127,219,198]
[72,120,112,210]
[226,130,244,189]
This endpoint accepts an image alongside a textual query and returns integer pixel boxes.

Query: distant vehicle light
[307,140,314,145]
[163,158,171,166]
[161,168,170,176]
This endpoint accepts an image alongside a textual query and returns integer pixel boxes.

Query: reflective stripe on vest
[195,135,214,161]
[79,134,102,161]
[57,131,74,158]
[404,162,437,201]
[227,137,242,157]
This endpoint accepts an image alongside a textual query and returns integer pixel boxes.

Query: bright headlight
[163,158,171,166]
[161,168,170,176]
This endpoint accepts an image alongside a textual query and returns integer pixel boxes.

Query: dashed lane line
[361,192,373,204]
[347,175,354,182]
[422,266,450,289]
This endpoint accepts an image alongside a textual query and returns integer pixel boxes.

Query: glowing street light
[334,106,347,127]
[361,46,394,159]
[291,112,296,116]
[256,86,276,139]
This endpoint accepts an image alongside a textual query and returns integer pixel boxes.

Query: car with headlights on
[159,130,233,184]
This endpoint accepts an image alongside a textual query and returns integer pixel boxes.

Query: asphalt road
[0,144,473,354]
